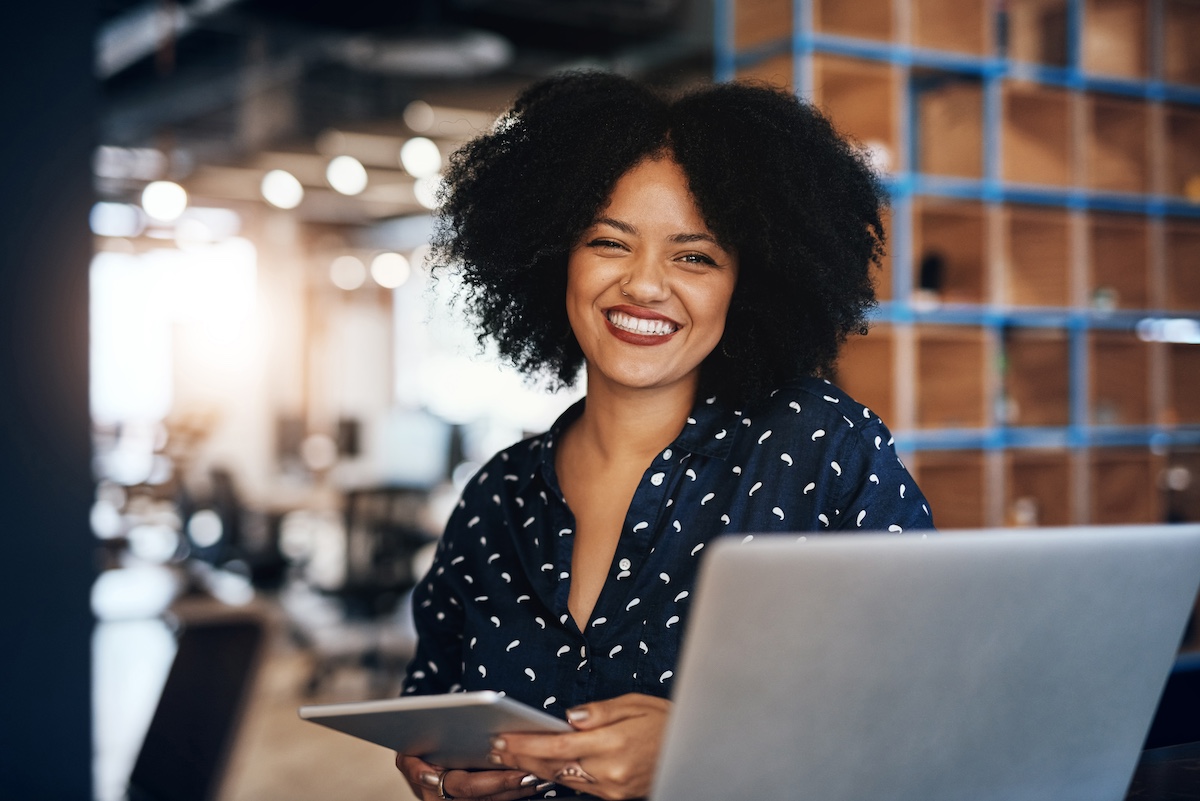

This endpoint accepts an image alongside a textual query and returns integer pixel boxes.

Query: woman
[396,72,934,801]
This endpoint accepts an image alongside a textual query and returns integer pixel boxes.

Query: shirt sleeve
[401,505,468,695]
[832,416,936,533]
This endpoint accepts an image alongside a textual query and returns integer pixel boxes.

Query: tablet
[298,691,572,769]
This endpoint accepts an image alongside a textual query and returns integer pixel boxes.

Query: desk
[1126,741,1200,800]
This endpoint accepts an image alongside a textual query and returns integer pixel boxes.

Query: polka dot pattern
[402,377,934,719]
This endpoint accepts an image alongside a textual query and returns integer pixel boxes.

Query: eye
[679,252,718,266]
[586,238,626,251]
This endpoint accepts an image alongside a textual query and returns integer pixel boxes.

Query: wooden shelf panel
[1165,0,1200,86]
[812,55,902,172]
[1166,220,1200,310]
[735,53,793,90]
[1089,447,1162,523]
[914,199,989,303]
[915,325,989,429]
[1088,213,1151,310]
[1085,93,1149,194]
[913,0,992,55]
[813,0,894,41]
[733,0,792,50]
[1089,331,1151,425]
[913,450,987,528]
[916,75,984,179]
[834,325,895,426]
[1165,105,1200,201]
[1005,0,1070,67]
[1082,0,1149,79]
[1003,328,1070,427]
[1005,449,1073,526]
[1169,343,1200,425]
[1004,205,1071,307]
[1002,83,1073,186]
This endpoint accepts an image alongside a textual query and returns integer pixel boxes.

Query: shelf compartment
[735,53,793,90]
[1005,0,1070,67]
[876,207,894,302]
[1089,448,1162,523]
[914,200,989,303]
[834,325,895,425]
[1005,449,1073,526]
[1085,93,1149,194]
[1088,213,1151,310]
[1165,448,1200,524]
[1004,205,1071,307]
[813,0,894,41]
[733,0,792,50]
[1164,105,1200,200]
[1089,331,1151,425]
[1168,343,1200,424]
[1002,82,1073,187]
[1165,0,1200,86]
[915,325,989,429]
[1082,0,1149,79]
[916,73,985,179]
[1003,328,1070,426]
[1166,219,1200,310]
[812,55,901,173]
[913,450,987,528]
[913,0,992,55]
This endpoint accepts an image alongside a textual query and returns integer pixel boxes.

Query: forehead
[598,157,709,231]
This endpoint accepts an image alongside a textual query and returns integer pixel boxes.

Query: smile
[606,310,679,336]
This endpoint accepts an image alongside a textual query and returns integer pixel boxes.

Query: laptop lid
[653,525,1200,801]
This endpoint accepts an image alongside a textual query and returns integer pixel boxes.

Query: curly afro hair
[430,71,885,404]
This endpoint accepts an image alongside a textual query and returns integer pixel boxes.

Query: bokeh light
[141,180,188,222]
[261,169,304,209]
[370,251,411,288]
[400,137,441,178]
[329,255,367,290]
[326,155,368,196]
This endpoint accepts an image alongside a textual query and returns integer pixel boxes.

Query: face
[566,156,738,396]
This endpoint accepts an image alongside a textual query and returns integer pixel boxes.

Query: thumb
[564,693,656,730]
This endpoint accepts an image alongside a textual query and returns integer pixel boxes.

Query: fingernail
[520,774,540,787]
[420,771,440,787]
[487,752,504,766]
[566,707,589,723]
[490,736,507,751]
[535,781,555,792]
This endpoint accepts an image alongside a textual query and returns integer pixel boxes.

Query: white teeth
[607,310,677,336]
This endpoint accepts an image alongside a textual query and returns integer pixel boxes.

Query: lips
[603,305,681,346]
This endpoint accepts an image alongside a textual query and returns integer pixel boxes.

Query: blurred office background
[3,0,1200,799]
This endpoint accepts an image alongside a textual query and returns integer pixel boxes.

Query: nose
[621,253,670,303]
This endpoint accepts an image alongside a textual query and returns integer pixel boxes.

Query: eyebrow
[593,217,723,248]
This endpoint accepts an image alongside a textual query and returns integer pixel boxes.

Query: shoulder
[741,377,881,436]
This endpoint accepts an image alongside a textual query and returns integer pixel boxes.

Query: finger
[441,768,547,801]
[395,753,443,797]
[491,729,602,763]
[566,693,670,731]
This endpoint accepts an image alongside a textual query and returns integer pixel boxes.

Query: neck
[572,368,697,463]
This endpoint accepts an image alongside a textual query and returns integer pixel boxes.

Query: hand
[487,693,671,800]
[394,752,550,801]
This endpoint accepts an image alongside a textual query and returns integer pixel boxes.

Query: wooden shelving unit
[719,0,1200,528]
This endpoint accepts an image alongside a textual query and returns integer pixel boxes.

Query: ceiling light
[371,252,411,288]
[141,180,187,222]
[261,169,304,209]
[327,155,368,196]
[330,255,367,290]
[400,137,441,178]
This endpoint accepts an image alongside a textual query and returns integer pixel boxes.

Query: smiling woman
[393,72,936,801]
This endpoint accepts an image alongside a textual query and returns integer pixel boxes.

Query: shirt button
[618,558,632,571]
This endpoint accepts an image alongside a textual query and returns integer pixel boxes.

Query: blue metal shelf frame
[715,0,1200,462]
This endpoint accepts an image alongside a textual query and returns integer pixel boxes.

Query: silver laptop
[653,525,1200,801]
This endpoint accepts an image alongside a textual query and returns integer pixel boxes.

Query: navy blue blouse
[401,377,934,717]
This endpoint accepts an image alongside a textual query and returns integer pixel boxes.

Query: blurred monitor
[377,408,451,488]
